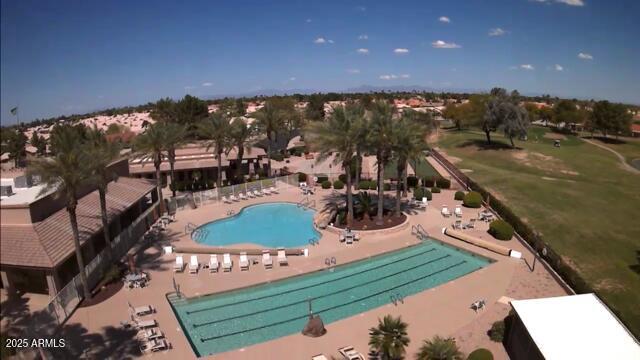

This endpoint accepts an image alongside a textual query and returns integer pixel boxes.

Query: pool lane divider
[198,260,468,342]
[191,253,452,329]
[186,247,439,315]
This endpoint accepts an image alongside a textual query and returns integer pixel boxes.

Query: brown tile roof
[0,177,155,269]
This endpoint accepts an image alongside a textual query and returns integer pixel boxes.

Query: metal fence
[42,202,160,329]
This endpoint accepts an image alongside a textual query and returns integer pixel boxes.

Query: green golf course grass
[436,126,640,336]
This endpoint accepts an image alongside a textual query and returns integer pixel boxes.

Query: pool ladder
[411,224,429,241]
[308,238,320,246]
[324,257,337,267]
[226,209,236,216]
[184,222,197,235]
[192,228,209,242]
[390,293,405,306]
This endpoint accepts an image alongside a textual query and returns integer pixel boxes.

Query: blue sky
[1,0,639,124]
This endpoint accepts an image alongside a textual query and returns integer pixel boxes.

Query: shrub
[467,348,494,360]
[298,173,307,182]
[489,320,505,342]
[316,175,329,183]
[358,180,370,190]
[489,220,515,241]
[333,180,344,189]
[454,191,465,200]
[423,176,437,187]
[338,174,347,183]
[271,153,284,161]
[383,183,391,191]
[369,180,378,190]
[321,180,331,189]
[463,191,483,208]
[336,211,346,226]
[414,187,432,201]
[436,177,451,189]
[431,187,441,193]
[407,176,419,188]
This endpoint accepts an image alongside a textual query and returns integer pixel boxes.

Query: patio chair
[270,186,278,193]
[277,248,288,266]
[453,220,463,230]
[253,190,262,197]
[463,218,476,229]
[262,250,273,269]
[455,205,462,218]
[299,182,308,188]
[247,191,256,198]
[441,205,451,217]
[239,193,247,200]
[230,194,239,202]
[133,305,154,317]
[173,255,185,272]
[137,327,163,341]
[189,255,199,274]
[223,253,233,272]
[140,338,169,353]
[209,254,219,273]
[134,319,157,329]
[262,187,272,195]
[222,196,232,204]
[239,252,250,271]
[338,345,365,360]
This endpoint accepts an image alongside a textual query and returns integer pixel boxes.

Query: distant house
[631,124,640,138]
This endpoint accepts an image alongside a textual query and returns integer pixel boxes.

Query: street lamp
[532,246,547,272]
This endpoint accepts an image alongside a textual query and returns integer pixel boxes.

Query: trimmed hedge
[333,180,344,189]
[338,174,347,183]
[489,320,505,342]
[413,187,432,201]
[383,183,391,191]
[407,176,419,188]
[436,177,451,189]
[358,180,370,190]
[369,181,378,190]
[298,173,307,182]
[316,175,329,183]
[431,187,441,193]
[463,191,483,208]
[271,153,284,161]
[454,191,465,200]
[489,220,514,240]
[467,349,493,360]
[321,180,331,189]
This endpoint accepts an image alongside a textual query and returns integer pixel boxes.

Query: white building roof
[511,294,640,360]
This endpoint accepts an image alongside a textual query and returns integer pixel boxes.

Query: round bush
[454,191,465,201]
[422,176,437,187]
[431,187,441,193]
[407,176,419,188]
[333,180,344,189]
[463,191,483,208]
[358,180,370,190]
[338,174,347,183]
[489,320,505,342]
[413,187,432,201]
[298,173,307,182]
[436,177,451,189]
[316,175,329,183]
[467,348,494,360]
[369,181,378,190]
[321,180,331,189]
[489,220,515,241]
[383,183,391,191]
[271,153,284,161]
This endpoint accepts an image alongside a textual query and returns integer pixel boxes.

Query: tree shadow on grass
[456,139,519,151]
[586,135,628,145]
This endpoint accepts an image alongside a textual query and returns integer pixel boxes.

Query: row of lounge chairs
[174,249,289,273]
[222,187,279,203]
[441,205,463,218]
[122,307,171,353]
[452,218,476,230]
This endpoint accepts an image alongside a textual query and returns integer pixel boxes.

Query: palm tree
[85,127,121,262]
[254,100,284,177]
[28,126,92,299]
[1,128,28,168]
[369,101,396,225]
[305,104,363,227]
[134,122,168,213]
[351,105,369,187]
[354,191,373,220]
[368,315,410,360]
[415,336,463,360]
[163,122,187,196]
[229,118,255,182]
[198,113,232,188]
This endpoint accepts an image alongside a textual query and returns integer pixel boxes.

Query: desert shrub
[321,180,331,189]
[489,220,514,240]
[271,153,284,161]
[298,173,307,182]
[454,191,465,200]
[414,187,432,201]
[369,180,378,190]
[407,176,419,188]
[467,348,494,360]
[333,180,344,189]
[489,320,505,342]
[383,183,391,191]
[336,211,346,226]
[431,187,441,193]
[358,180,370,190]
[463,191,482,208]
[338,174,347,183]
[436,177,451,189]
[316,175,329,183]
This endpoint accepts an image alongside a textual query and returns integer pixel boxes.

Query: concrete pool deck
[52,186,568,359]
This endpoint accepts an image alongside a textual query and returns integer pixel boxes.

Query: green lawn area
[437,126,640,336]
[384,155,439,180]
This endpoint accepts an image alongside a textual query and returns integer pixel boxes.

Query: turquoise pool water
[167,240,490,357]
[194,202,320,248]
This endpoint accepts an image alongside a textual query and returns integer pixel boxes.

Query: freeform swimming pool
[193,202,320,248]
[167,239,491,357]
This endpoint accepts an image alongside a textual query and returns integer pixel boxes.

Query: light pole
[532,246,547,272]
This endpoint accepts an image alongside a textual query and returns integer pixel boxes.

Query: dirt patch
[542,176,558,181]
[594,279,626,293]
[333,213,407,231]
[560,170,579,176]
[460,169,474,173]
[512,151,579,176]
[544,132,567,140]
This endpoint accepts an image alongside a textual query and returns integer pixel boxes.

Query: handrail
[184,222,197,234]
[411,224,429,240]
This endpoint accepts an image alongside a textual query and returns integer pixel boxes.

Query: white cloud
[379,74,410,80]
[306,19,312,23]
[358,34,368,40]
[201,82,213,87]
[554,64,564,71]
[356,5,366,11]
[520,64,535,70]
[534,0,585,6]
[347,69,360,74]
[488,28,506,36]
[400,74,410,78]
[578,52,593,60]
[328,39,334,44]
[289,77,296,81]
[439,16,451,23]
[431,40,461,49]
[393,48,410,54]
[184,85,195,90]
[356,48,369,54]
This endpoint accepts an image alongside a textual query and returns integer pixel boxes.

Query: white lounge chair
[222,196,232,204]
[139,338,169,353]
[338,346,365,360]
[422,197,429,206]
[239,252,249,271]
[230,194,239,202]
[223,253,233,272]
[137,327,163,341]
[452,219,463,230]
[270,186,278,193]
[463,218,477,229]
[455,205,462,217]
[173,255,184,272]
[299,182,308,188]
[277,248,288,266]
[262,250,273,269]
[135,319,157,329]
[441,205,451,217]
[209,254,219,273]
[247,191,256,198]
[262,188,271,195]
[239,193,247,200]
[189,255,199,274]
[253,190,262,197]
[133,305,154,317]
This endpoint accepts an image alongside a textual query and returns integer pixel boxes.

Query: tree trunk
[509,136,515,148]
[155,156,165,214]
[345,163,354,227]
[68,204,91,299]
[485,129,492,144]
[402,162,409,197]
[266,134,272,178]
[98,187,113,263]
[216,148,223,188]
[169,151,177,197]
[376,154,384,225]
[354,150,361,188]
[395,165,403,218]
[235,145,245,181]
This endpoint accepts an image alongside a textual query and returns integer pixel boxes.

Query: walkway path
[582,138,640,174]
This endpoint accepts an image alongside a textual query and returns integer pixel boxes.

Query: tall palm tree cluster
[305,101,432,227]
[28,125,122,299]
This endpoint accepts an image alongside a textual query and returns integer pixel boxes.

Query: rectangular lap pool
[167,239,491,357]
